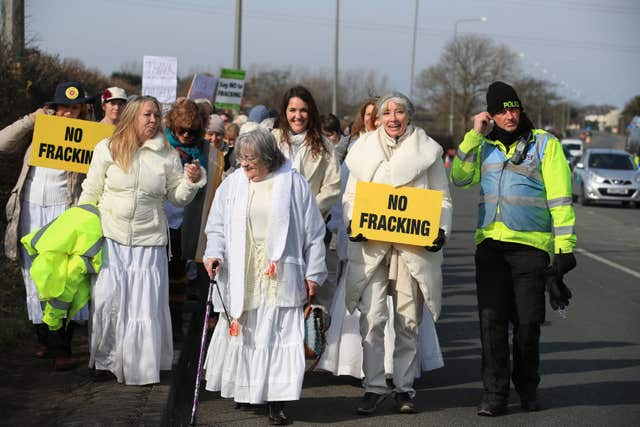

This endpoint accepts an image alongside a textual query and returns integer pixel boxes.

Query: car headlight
[635,174,640,183]
[589,171,605,183]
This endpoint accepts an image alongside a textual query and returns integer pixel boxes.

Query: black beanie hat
[486,81,522,115]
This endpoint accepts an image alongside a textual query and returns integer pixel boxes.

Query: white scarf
[227,160,293,317]
[284,131,308,172]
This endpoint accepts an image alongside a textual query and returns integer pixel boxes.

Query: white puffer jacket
[79,133,206,246]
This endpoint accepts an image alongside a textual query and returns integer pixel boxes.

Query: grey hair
[236,127,286,173]
[377,92,415,121]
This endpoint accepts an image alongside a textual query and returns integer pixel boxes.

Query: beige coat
[0,115,84,261]
[342,126,453,320]
[272,129,341,217]
[78,134,206,247]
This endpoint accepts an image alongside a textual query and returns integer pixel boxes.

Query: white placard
[142,55,178,104]
[214,68,246,110]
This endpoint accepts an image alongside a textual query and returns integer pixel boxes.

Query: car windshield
[565,143,582,151]
[588,153,635,170]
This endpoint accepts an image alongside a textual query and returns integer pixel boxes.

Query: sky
[19,0,640,110]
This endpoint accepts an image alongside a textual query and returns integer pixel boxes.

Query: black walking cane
[190,261,231,426]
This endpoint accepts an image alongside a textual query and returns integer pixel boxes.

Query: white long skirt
[18,200,89,323]
[89,238,173,385]
[204,302,305,404]
[316,263,444,378]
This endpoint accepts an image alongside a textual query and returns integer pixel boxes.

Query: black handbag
[303,303,331,370]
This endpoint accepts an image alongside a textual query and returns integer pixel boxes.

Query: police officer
[451,81,577,416]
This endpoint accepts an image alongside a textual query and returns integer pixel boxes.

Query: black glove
[553,251,577,276]
[544,265,573,310]
[347,220,367,242]
[425,228,446,252]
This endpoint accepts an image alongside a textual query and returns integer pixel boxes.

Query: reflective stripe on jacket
[451,128,576,254]
[478,132,550,231]
[21,204,103,330]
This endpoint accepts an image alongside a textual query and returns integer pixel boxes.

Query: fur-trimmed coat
[342,126,453,320]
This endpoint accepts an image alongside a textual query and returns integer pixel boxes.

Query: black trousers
[475,238,549,402]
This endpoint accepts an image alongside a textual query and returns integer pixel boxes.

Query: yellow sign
[350,181,443,246]
[28,115,114,174]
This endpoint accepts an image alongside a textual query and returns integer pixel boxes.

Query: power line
[488,0,640,15]
[51,0,640,57]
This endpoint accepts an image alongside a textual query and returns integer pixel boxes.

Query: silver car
[572,148,640,207]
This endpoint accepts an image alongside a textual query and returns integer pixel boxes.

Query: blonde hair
[111,96,165,171]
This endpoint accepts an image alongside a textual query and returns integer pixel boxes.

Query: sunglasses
[178,127,199,136]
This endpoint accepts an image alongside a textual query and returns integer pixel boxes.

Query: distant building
[584,109,621,133]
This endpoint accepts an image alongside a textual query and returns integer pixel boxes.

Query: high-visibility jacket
[451,129,576,254]
[21,204,103,330]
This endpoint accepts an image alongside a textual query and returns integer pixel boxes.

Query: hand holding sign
[349,181,443,247]
[347,220,368,242]
[425,228,446,252]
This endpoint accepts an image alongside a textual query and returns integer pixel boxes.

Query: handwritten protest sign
[28,115,114,174]
[350,181,443,246]
[142,55,178,103]
[214,68,246,110]
[187,74,217,100]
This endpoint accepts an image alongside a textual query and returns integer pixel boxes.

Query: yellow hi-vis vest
[21,204,103,330]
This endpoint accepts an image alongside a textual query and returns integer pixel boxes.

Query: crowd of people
[1,78,577,425]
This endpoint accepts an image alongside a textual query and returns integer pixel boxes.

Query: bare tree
[242,64,388,119]
[512,76,560,130]
[416,35,520,140]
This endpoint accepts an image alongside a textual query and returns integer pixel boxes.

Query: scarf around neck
[166,128,208,169]
[487,112,534,147]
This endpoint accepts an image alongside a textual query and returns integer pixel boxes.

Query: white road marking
[574,247,640,280]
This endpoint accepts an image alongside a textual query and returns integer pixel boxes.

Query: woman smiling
[272,86,340,219]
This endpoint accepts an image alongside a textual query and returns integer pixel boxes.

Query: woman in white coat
[343,92,453,415]
[79,96,205,385]
[272,85,341,219]
[318,98,444,381]
[202,127,327,425]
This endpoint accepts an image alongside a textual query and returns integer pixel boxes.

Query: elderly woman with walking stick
[202,127,327,425]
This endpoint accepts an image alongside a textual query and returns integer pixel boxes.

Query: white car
[561,138,584,158]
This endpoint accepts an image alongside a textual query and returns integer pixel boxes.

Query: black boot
[268,402,288,425]
[33,323,50,358]
[54,321,75,371]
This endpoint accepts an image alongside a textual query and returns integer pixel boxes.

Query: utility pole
[1,0,24,55]
[409,0,419,100]
[332,0,339,115]
[449,17,487,136]
[233,0,242,69]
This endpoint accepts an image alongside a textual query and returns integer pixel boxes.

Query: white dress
[18,167,89,323]
[204,176,305,403]
[316,251,444,379]
[89,238,173,385]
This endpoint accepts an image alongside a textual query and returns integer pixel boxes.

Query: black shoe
[357,392,388,415]
[477,398,507,417]
[395,392,417,414]
[268,402,288,425]
[521,395,540,412]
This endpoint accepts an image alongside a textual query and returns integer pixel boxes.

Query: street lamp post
[233,0,242,69]
[409,0,419,100]
[449,16,487,136]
